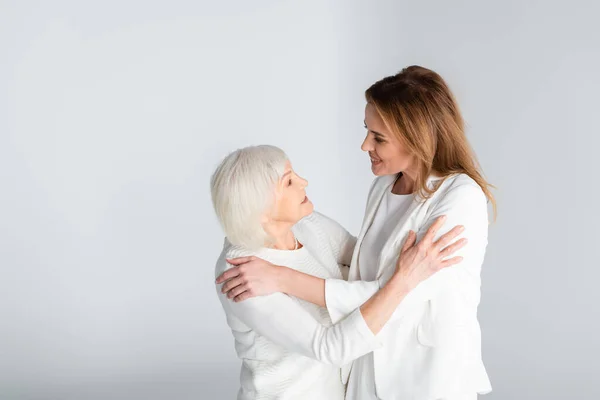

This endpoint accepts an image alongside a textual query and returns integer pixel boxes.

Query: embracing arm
[218,216,466,333]
[217,279,381,366]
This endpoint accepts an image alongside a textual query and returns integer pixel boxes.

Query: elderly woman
[211,145,466,400]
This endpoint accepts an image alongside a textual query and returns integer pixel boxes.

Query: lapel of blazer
[347,175,396,281]
[374,173,446,284]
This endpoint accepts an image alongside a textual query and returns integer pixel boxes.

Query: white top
[349,188,413,400]
[358,188,414,281]
[214,212,382,400]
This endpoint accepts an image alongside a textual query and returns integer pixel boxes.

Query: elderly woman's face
[268,161,313,224]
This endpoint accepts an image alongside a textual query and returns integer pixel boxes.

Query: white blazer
[325,173,493,399]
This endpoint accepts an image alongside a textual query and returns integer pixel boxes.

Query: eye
[374,136,385,144]
[363,123,368,129]
[288,178,292,186]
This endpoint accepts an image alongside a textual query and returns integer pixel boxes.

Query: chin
[302,201,314,216]
[371,164,387,176]
[372,164,399,177]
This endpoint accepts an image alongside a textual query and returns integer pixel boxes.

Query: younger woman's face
[361,103,416,176]
[268,161,313,224]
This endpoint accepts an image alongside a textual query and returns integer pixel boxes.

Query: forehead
[365,103,387,130]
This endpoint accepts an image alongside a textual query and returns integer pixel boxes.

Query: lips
[369,153,381,163]
[301,196,308,204]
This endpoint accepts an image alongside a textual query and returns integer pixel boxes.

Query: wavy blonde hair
[365,65,497,220]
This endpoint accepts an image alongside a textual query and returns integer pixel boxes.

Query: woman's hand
[395,215,467,290]
[216,256,284,302]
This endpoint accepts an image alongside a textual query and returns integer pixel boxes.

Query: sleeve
[217,280,383,366]
[312,211,357,266]
[324,182,489,326]
[387,182,489,325]
[324,279,381,324]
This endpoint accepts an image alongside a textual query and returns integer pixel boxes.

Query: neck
[264,222,297,250]
[392,170,417,195]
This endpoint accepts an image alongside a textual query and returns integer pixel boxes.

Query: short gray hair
[210,145,288,249]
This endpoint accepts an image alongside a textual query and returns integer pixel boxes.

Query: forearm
[278,267,326,307]
[359,273,411,335]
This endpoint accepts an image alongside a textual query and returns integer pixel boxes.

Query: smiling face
[267,160,314,225]
[361,102,416,177]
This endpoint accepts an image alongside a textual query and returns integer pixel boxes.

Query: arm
[406,183,489,324]
[270,268,380,309]
[217,278,381,367]
[218,216,466,331]
[219,258,410,339]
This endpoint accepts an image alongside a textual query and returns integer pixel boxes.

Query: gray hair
[210,145,288,249]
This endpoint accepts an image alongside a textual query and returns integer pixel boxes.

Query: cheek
[284,195,300,218]
[378,145,395,162]
[380,145,411,170]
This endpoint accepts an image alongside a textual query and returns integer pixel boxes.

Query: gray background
[1,0,598,399]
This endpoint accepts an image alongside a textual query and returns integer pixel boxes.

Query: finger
[439,256,464,269]
[433,224,465,251]
[401,230,417,254]
[226,256,255,265]
[439,238,468,259]
[221,277,244,294]
[215,266,241,284]
[421,215,447,245]
[227,284,249,299]
[234,290,255,302]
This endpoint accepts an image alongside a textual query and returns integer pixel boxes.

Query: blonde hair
[210,145,288,249]
[365,65,497,220]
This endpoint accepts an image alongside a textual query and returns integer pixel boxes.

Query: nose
[300,176,308,188]
[361,134,373,152]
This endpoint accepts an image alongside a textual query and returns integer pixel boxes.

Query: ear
[259,213,271,226]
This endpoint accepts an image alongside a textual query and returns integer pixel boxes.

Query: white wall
[1,1,598,399]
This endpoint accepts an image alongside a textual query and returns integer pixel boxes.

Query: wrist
[389,272,413,295]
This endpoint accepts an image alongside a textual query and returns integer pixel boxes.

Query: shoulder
[435,173,486,204]
[214,239,257,278]
[427,174,489,226]
[295,211,333,238]
[297,210,348,235]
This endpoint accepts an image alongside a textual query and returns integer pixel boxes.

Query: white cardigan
[325,173,493,399]
[214,212,382,400]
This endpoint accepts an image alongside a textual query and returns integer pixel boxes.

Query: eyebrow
[281,171,292,181]
[364,121,385,137]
